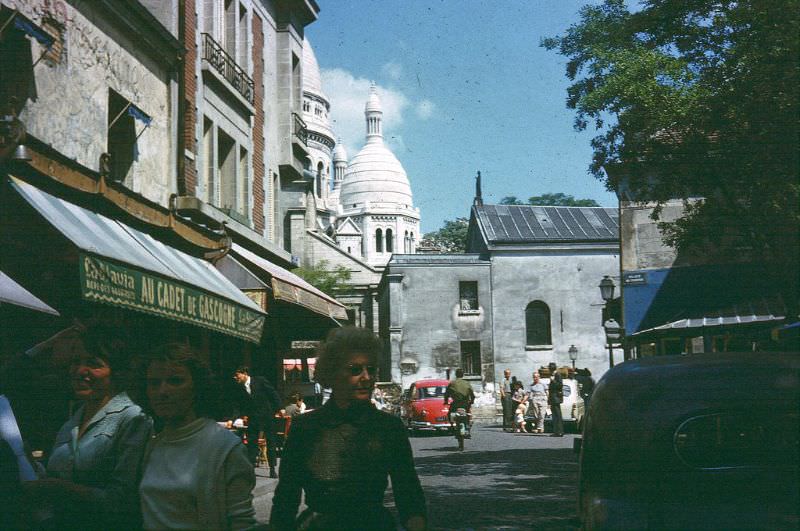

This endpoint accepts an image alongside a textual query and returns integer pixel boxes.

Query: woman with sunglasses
[270,326,427,531]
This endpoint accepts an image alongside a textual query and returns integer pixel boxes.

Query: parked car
[577,352,799,530]
[373,381,403,416]
[523,377,585,432]
[400,379,452,432]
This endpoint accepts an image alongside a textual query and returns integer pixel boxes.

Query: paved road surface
[253,424,580,530]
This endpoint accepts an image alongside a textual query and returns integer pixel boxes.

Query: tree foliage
[422,218,469,252]
[543,0,799,274]
[528,193,600,206]
[500,196,524,205]
[502,194,600,206]
[292,260,352,297]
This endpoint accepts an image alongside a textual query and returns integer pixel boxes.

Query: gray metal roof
[474,204,618,243]
[389,254,489,265]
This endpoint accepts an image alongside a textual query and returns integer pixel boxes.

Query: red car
[401,379,452,432]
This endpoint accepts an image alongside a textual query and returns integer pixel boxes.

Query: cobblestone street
[254,424,580,530]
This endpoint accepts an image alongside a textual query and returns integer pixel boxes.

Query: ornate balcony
[292,112,308,146]
[201,33,254,105]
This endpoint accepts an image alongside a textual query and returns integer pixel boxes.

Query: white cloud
[381,61,403,80]
[416,99,435,120]
[321,68,410,155]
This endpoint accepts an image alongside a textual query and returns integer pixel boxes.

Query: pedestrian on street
[547,363,564,437]
[270,326,427,531]
[233,365,282,478]
[500,368,513,431]
[135,343,256,530]
[511,380,527,429]
[577,368,595,410]
[284,393,306,418]
[528,372,548,433]
[514,396,529,433]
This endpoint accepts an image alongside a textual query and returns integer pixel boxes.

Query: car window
[417,386,446,399]
[674,412,799,469]
[563,383,571,397]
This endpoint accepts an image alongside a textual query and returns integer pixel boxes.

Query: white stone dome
[340,141,413,207]
[333,141,348,162]
[302,37,325,100]
[302,38,334,142]
[340,86,414,208]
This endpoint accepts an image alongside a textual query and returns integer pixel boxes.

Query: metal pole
[608,343,614,369]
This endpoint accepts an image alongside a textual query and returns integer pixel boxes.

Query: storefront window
[282,357,316,382]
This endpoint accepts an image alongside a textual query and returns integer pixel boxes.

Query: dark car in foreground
[577,352,799,530]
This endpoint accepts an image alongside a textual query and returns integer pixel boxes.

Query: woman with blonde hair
[270,326,427,531]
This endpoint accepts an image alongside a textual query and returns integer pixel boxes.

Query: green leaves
[292,260,352,297]
[544,0,799,276]
[422,218,469,253]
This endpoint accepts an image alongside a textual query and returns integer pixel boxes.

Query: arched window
[316,162,323,197]
[386,229,393,253]
[525,301,552,346]
[375,228,383,253]
[410,232,415,253]
[404,231,409,253]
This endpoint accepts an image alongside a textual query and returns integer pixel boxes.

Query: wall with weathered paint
[13,0,174,206]
[380,259,495,405]
[489,247,618,384]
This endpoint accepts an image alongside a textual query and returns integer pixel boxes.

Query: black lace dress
[269,400,426,531]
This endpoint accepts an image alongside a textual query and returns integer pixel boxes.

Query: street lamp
[599,275,615,302]
[604,318,622,369]
[568,345,578,369]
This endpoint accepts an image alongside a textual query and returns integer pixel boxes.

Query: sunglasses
[346,363,377,377]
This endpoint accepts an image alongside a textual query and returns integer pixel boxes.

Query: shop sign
[291,340,320,350]
[623,272,647,285]
[79,253,264,342]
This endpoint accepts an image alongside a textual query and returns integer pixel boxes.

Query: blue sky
[306,0,616,234]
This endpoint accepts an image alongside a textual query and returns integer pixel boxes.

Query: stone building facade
[379,191,620,404]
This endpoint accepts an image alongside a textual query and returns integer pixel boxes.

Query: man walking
[547,362,564,437]
[528,371,548,433]
[500,368,513,432]
[233,366,282,478]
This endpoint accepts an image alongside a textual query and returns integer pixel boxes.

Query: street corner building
[378,180,619,420]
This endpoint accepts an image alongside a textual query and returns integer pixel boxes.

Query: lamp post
[599,276,619,369]
[568,344,578,369]
[599,275,615,302]
[603,318,622,369]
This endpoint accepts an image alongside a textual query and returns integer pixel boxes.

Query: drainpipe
[176,0,187,196]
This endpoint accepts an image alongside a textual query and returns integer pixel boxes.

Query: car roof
[412,379,450,387]
[591,352,799,421]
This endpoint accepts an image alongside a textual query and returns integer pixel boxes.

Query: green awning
[10,177,265,342]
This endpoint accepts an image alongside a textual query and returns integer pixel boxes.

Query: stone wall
[490,248,618,384]
[13,0,174,207]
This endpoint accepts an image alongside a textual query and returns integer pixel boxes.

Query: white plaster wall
[14,0,174,207]
[490,249,618,384]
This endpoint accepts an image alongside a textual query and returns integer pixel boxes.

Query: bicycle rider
[443,368,476,437]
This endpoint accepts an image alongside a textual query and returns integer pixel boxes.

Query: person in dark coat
[233,366,282,478]
[547,362,564,437]
[270,327,427,531]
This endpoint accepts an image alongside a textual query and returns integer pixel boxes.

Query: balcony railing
[201,33,254,105]
[292,112,308,146]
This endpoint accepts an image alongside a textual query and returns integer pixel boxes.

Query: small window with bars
[459,281,478,311]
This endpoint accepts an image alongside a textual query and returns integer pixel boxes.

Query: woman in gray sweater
[133,343,256,530]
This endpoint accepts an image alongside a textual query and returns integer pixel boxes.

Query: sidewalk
[252,466,281,524]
